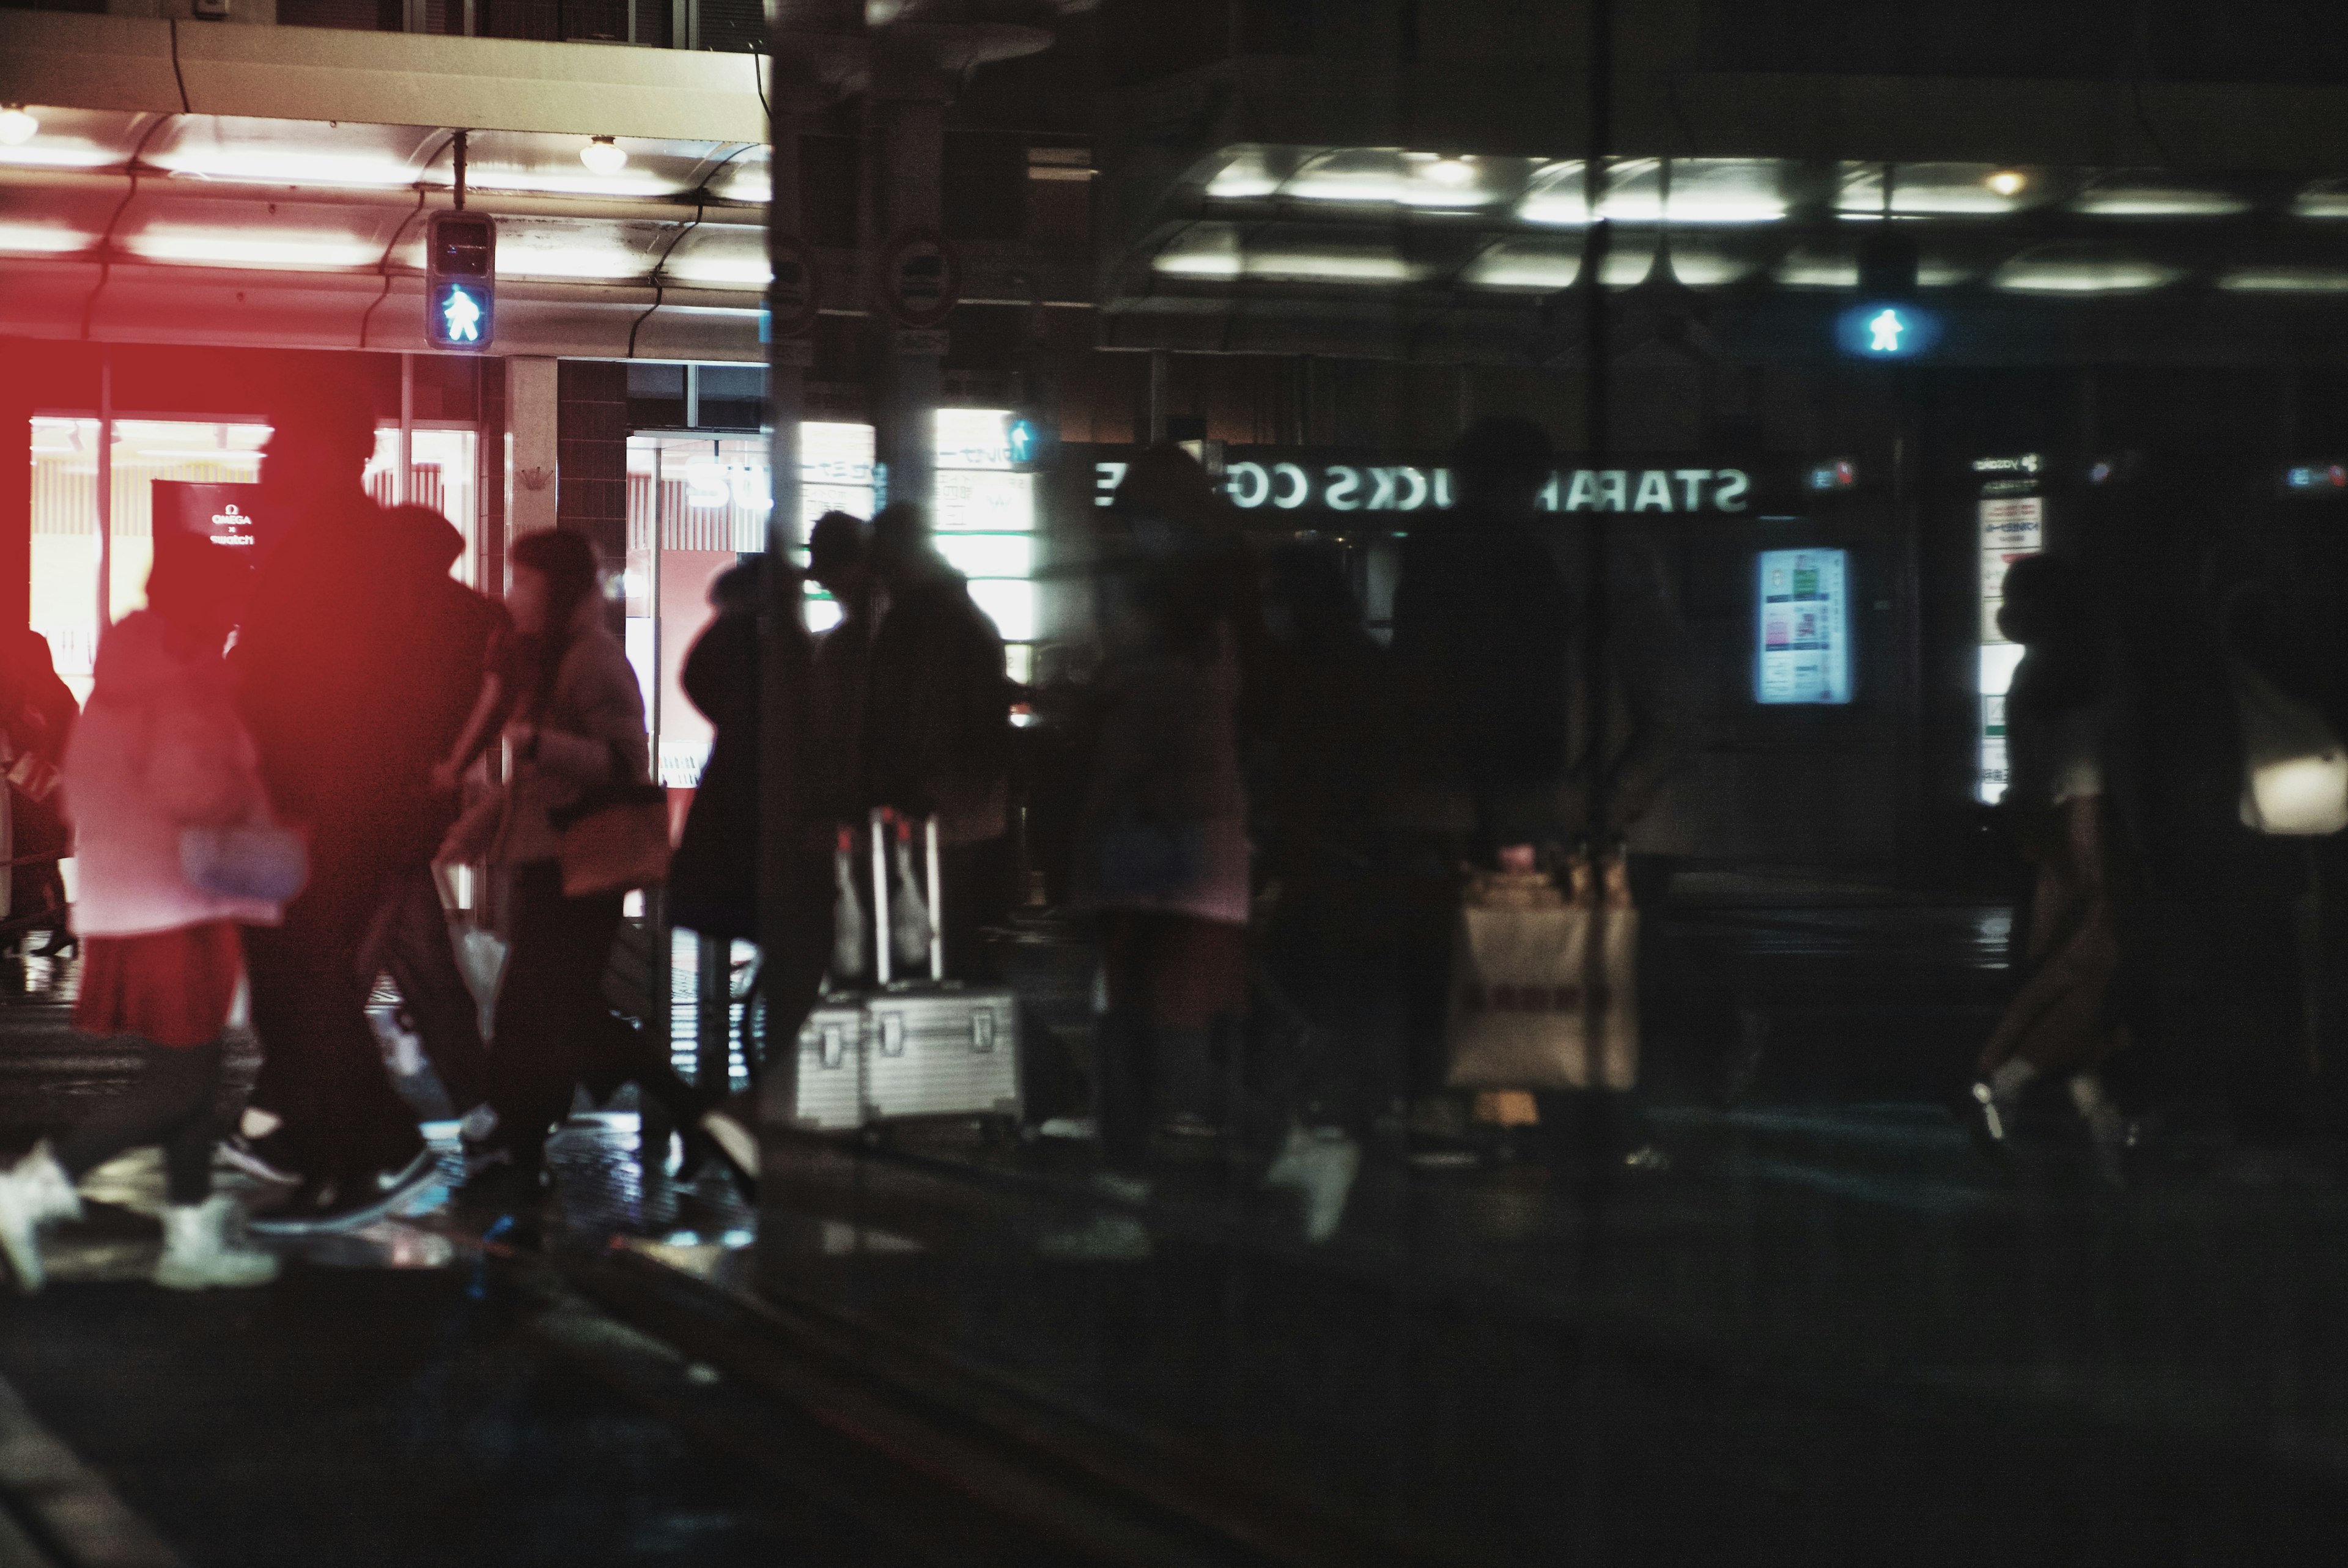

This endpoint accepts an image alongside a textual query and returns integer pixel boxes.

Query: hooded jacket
[62,611,286,937]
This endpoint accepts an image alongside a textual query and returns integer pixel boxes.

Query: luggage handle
[871,808,948,985]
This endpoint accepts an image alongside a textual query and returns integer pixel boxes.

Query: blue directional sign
[425,211,497,351]
[1836,301,1939,359]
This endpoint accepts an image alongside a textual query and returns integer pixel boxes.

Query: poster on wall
[1977,495,2045,802]
[1755,548,1851,705]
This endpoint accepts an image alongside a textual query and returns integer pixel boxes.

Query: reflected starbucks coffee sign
[1092,453,1753,514]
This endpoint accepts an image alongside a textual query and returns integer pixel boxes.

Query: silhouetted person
[1,537,279,1293]
[864,501,1014,976]
[353,504,506,1119]
[1251,542,1397,1160]
[232,383,440,1229]
[2,627,78,952]
[670,558,772,948]
[1966,554,2130,1179]
[1389,419,1576,1163]
[1047,449,1253,1260]
[463,530,712,1198]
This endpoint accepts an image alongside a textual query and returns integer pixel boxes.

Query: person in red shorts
[0,537,288,1293]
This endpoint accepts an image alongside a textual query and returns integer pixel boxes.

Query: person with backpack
[0,537,288,1292]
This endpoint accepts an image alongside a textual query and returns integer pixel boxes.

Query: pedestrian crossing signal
[425,212,497,350]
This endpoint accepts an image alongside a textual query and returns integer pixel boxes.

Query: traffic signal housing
[426,211,497,350]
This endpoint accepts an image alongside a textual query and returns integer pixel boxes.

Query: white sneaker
[153,1196,279,1290]
[0,1143,84,1294]
[1263,1127,1362,1245]
[700,1105,759,1181]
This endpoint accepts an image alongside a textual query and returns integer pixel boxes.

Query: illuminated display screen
[1755,548,1852,705]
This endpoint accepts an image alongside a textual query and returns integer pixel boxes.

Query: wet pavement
[6,894,2348,1564]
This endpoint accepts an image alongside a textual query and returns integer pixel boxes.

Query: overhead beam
[0,13,769,144]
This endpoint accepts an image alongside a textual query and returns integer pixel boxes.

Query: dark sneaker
[249,1149,439,1235]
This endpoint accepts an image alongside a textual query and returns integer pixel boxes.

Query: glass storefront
[26,415,479,702]
[626,410,1040,791]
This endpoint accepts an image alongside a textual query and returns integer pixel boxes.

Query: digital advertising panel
[1755,548,1852,705]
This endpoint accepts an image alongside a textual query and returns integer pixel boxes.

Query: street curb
[0,1375,183,1568]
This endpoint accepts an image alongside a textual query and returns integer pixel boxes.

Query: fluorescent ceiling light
[1464,242,1579,291]
[127,227,377,268]
[1994,249,2182,293]
[459,169,682,199]
[1249,250,1420,282]
[2071,185,2250,218]
[1151,224,1421,284]
[1205,147,1282,200]
[664,254,772,287]
[497,245,652,281]
[0,223,88,254]
[2293,180,2348,218]
[0,136,120,171]
[1284,149,1510,210]
[1838,163,2026,216]
[1774,248,1974,289]
[2217,266,2348,293]
[1519,159,1786,226]
[150,149,419,188]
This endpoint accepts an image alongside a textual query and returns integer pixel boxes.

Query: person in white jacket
[0,536,289,1292]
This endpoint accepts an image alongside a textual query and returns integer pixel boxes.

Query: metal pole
[95,348,111,636]
[1582,0,1612,844]
[399,353,415,506]
[1147,349,1170,444]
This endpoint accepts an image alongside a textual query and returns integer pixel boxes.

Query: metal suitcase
[860,812,1024,1127]
[769,999,866,1133]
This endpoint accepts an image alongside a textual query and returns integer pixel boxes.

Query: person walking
[232,385,441,1231]
[460,529,709,1198]
[1047,448,1255,1259]
[863,502,1016,975]
[354,504,506,1121]
[1965,554,2132,1179]
[0,538,285,1292]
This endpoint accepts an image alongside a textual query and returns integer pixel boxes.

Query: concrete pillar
[506,355,560,543]
[868,53,950,515]
[0,355,28,636]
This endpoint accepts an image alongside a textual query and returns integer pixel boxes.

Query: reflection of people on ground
[232,383,444,1231]
[863,502,1016,977]
[1968,554,2131,1180]
[1249,540,1395,1239]
[462,530,712,1200]
[671,557,814,1188]
[1390,416,1701,1189]
[0,536,280,1292]
[696,516,870,1183]
[2,627,79,954]
[356,504,506,1121]
[1047,448,1255,1261]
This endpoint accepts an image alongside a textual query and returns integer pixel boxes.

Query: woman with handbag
[461,529,710,1197]
[1966,554,2133,1180]
[0,538,288,1292]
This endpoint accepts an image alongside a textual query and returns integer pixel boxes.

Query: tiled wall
[555,359,628,572]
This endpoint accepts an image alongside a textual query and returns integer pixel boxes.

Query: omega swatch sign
[1092,451,1755,515]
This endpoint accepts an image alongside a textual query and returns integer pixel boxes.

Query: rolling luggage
[863,811,1023,1127]
[767,811,1022,1134]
